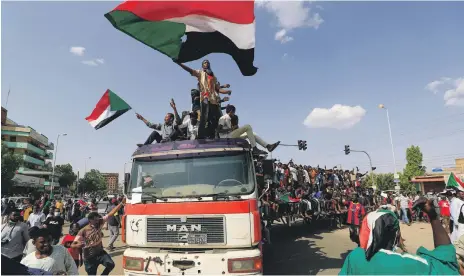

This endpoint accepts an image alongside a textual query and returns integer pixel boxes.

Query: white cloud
[257,1,324,43]
[425,77,451,94]
[444,78,464,106]
[81,60,98,66]
[425,76,464,106]
[275,29,294,44]
[303,104,366,130]
[70,46,86,56]
[96,58,105,64]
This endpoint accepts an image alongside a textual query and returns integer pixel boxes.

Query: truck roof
[132,138,251,159]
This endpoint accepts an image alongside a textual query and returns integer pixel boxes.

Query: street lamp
[84,157,92,175]
[50,133,67,199]
[81,157,91,195]
[378,104,398,175]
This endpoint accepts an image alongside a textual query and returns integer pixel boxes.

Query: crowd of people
[135,60,280,156]
[257,159,464,275]
[1,193,125,275]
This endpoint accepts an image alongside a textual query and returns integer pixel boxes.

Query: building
[411,158,464,193]
[1,107,60,192]
[102,173,119,193]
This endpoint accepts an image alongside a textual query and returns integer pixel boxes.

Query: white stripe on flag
[166,15,255,50]
[88,106,117,128]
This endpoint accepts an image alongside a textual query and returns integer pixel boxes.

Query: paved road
[70,220,433,275]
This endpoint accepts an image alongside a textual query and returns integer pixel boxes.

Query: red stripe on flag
[112,1,255,25]
[455,174,464,186]
[85,90,111,122]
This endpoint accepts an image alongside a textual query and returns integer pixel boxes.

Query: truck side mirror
[124,173,131,193]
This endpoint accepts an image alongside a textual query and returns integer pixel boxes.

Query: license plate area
[172,260,195,270]
[187,234,207,244]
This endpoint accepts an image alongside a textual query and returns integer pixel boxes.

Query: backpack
[459,204,464,224]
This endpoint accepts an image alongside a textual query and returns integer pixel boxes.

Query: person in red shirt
[62,223,83,268]
[346,193,366,246]
[438,195,451,234]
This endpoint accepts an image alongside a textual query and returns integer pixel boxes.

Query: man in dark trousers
[105,199,120,251]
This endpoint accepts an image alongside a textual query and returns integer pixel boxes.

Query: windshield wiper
[202,193,242,201]
[137,192,168,202]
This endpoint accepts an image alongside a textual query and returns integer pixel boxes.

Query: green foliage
[400,145,425,192]
[363,173,396,191]
[1,142,23,194]
[78,169,107,193]
[55,163,77,188]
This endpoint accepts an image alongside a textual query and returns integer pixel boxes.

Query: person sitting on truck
[136,100,182,147]
[179,111,199,140]
[217,105,280,156]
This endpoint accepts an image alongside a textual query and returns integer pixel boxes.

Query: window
[10,136,16,142]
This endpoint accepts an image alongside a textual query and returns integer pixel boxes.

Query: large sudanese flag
[445,172,464,191]
[104,1,258,76]
[85,89,131,130]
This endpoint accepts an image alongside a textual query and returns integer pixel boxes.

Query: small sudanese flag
[446,172,464,191]
[104,1,258,76]
[85,89,131,130]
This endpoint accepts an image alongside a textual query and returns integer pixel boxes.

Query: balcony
[22,155,45,166]
[3,141,46,156]
[46,142,54,150]
[44,151,54,160]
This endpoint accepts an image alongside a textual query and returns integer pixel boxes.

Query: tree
[400,145,425,193]
[1,142,23,194]
[55,164,77,188]
[78,169,107,193]
[363,173,396,191]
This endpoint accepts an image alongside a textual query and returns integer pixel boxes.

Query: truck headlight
[123,256,144,271]
[228,256,262,273]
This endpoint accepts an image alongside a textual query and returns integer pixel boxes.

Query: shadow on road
[263,220,351,275]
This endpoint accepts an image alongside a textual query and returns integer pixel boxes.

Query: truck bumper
[123,247,262,276]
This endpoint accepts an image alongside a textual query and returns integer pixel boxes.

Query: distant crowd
[1,193,125,275]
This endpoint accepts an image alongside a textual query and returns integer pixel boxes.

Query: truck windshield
[129,152,255,198]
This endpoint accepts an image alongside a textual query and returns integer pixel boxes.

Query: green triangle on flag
[108,89,131,111]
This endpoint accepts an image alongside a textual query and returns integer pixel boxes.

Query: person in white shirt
[179,111,199,140]
[303,167,310,186]
[21,228,78,275]
[451,191,464,242]
[218,105,280,155]
[27,206,46,228]
[289,165,298,183]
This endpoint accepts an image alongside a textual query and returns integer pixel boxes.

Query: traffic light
[298,140,307,151]
[344,145,350,155]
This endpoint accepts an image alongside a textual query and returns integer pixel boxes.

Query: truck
[121,138,264,275]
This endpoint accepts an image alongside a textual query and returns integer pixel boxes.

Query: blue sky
[2,1,463,182]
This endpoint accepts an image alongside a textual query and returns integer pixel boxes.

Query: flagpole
[5,85,11,108]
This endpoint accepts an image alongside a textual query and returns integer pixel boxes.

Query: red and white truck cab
[121,139,263,275]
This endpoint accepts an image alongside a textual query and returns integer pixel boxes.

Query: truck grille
[146,217,225,244]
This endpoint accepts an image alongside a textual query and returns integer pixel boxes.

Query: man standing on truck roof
[177,60,231,139]
[136,100,182,147]
[218,105,280,156]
